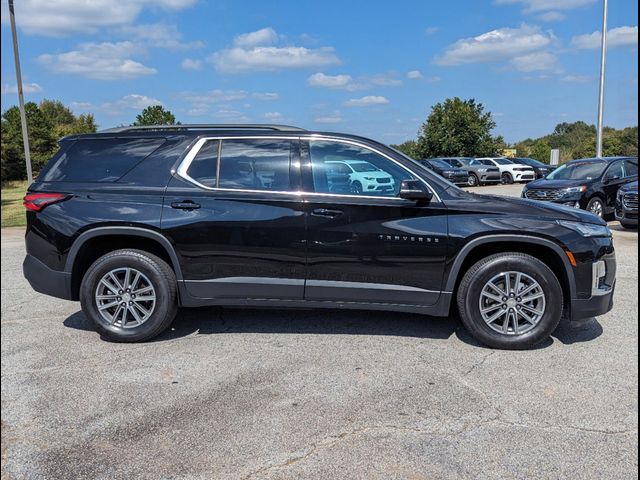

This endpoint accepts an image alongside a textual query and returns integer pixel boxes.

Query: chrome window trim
[174,134,441,203]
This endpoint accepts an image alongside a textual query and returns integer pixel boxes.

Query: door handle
[171,200,201,210]
[312,208,343,218]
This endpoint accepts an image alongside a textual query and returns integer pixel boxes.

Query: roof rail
[98,124,307,133]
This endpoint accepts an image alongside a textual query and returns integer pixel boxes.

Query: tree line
[391,97,638,163]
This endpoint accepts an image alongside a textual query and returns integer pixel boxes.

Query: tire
[80,249,178,342]
[351,181,363,194]
[501,172,514,185]
[586,197,605,218]
[467,173,479,187]
[621,221,637,230]
[456,252,563,350]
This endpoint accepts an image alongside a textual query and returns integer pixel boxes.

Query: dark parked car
[523,157,638,218]
[512,157,556,179]
[440,157,501,186]
[23,124,616,350]
[615,181,638,229]
[417,159,469,186]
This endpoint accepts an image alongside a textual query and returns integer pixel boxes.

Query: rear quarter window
[39,137,165,182]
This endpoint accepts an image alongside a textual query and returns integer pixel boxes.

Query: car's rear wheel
[456,252,563,350]
[80,249,178,342]
[586,197,605,218]
[467,173,479,187]
[501,172,514,185]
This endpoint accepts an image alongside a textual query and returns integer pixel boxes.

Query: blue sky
[1,0,638,144]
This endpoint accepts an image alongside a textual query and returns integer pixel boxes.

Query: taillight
[23,193,69,212]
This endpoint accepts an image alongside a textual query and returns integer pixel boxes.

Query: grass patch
[1,180,28,228]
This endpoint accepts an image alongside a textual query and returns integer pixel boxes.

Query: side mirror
[399,179,433,202]
[604,175,621,184]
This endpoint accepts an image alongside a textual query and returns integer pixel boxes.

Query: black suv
[615,181,638,229]
[23,125,616,349]
[523,157,639,218]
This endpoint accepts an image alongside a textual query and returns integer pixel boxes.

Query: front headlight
[364,177,376,181]
[563,186,587,194]
[477,168,488,173]
[557,220,612,238]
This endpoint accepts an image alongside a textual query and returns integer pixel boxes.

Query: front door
[301,139,448,306]
[162,137,307,300]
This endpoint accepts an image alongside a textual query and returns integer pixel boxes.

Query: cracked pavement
[2,185,638,479]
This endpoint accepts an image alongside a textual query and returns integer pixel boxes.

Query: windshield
[546,161,607,180]
[495,158,514,165]
[517,158,546,167]
[349,162,379,172]
[429,159,453,169]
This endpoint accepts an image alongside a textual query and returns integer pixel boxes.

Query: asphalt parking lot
[1,184,638,480]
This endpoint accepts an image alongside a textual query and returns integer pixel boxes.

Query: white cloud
[209,27,340,73]
[571,26,638,49]
[344,96,389,107]
[314,114,344,124]
[1,82,43,95]
[407,70,424,79]
[562,74,592,83]
[118,23,204,50]
[181,58,203,70]
[264,111,282,120]
[37,42,156,80]
[233,27,279,47]
[494,0,596,13]
[537,11,566,22]
[1,0,197,37]
[252,92,280,101]
[425,27,440,35]
[307,73,354,88]
[71,94,162,115]
[307,72,401,91]
[509,51,561,72]
[179,90,248,104]
[435,24,556,69]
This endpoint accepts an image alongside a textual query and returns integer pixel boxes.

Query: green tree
[133,105,177,126]
[1,100,97,182]
[390,140,420,159]
[416,97,502,158]
[1,102,57,181]
[530,141,552,163]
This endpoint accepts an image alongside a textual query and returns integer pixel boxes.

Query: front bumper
[570,255,616,321]
[514,172,535,182]
[480,173,501,184]
[23,254,73,300]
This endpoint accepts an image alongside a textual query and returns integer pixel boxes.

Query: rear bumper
[23,254,73,300]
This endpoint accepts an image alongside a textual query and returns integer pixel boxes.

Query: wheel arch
[66,227,183,300]
[446,235,576,311]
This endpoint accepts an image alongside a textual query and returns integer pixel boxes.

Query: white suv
[476,157,535,184]
[326,160,396,194]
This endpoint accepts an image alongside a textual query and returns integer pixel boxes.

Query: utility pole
[8,0,33,183]
[596,0,608,158]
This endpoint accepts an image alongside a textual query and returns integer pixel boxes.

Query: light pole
[8,0,33,183]
[596,0,608,158]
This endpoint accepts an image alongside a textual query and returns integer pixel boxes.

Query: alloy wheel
[478,271,546,335]
[95,267,157,328]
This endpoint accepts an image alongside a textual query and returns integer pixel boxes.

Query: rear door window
[39,137,165,182]
[218,139,292,191]
[624,159,638,177]
[186,140,219,188]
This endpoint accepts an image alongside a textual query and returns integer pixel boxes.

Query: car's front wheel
[501,172,514,185]
[80,249,178,342]
[586,197,605,218]
[456,252,563,349]
[467,173,479,187]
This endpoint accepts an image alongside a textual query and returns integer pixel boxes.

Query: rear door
[161,136,307,301]
[602,160,626,209]
[301,139,448,306]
